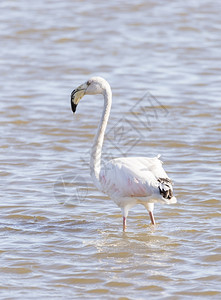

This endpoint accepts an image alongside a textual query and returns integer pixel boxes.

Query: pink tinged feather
[100,157,163,198]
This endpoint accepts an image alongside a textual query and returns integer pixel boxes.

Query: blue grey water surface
[0,0,221,299]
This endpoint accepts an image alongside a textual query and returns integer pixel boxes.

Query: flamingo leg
[149,211,156,225]
[123,216,127,231]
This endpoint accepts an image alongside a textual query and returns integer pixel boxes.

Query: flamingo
[71,77,176,231]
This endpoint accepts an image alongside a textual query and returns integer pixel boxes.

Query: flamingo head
[71,76,111,113]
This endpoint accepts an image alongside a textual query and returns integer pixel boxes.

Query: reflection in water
[0,0,221,298]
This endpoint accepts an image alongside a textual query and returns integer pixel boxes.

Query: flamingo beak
[71,91,78,113]
[70,83,88,113]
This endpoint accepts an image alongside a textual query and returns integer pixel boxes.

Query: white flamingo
[71,77,176,231]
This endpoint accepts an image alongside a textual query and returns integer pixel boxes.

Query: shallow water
[1,0,221,299]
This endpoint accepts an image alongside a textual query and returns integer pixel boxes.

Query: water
[1,0,221,299]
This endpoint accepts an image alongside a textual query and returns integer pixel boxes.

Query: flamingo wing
[99,156,169,198]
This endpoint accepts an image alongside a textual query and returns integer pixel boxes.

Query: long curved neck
[90,86,112,188]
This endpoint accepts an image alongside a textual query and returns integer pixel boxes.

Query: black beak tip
[71,101,77,113]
